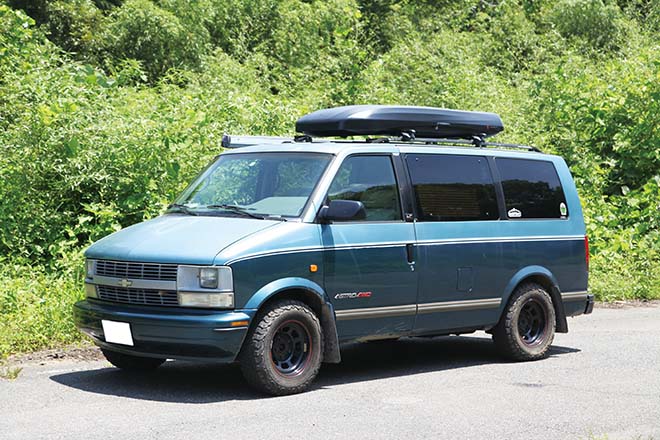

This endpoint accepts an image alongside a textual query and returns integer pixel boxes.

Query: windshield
[170,152,333,218]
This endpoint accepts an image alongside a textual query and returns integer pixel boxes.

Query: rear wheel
[239,300,323,396]
[492,283,556,361]
[101,349,165,371]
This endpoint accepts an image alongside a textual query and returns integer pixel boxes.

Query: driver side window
[327,155,402,221]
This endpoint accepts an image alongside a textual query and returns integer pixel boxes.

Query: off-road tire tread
[239,300,323,396]
[101,349,165,371]
[493,283,556,361]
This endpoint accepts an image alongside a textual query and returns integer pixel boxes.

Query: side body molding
[500,265,569,333]
[244,277,341,363]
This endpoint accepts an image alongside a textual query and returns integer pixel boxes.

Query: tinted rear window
[497,158,568,219]
[405,154,499,221]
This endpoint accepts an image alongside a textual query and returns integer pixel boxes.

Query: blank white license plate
[102,320,134,346]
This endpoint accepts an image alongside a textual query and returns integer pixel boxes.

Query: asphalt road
[2,305,659,440]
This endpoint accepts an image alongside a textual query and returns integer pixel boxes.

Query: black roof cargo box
[295,105,503,139]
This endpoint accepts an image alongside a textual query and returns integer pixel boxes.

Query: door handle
[406,243,415,264]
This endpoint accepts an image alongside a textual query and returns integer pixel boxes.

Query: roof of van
[221,141,560,160]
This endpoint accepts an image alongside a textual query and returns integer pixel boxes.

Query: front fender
[244,277,328,309]
[501,265,568,333]
[243,277,341,363]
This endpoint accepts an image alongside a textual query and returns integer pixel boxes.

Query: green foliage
[269,0,362,67]
[101,0,210,81]
[42,0,103,56]
[0,4,38,66]
[0,363,23,380]
[203,0,280,57]
[0,257,86,358]
[1,0,659,355]
[5,0,50,24]
[548,0,630,52]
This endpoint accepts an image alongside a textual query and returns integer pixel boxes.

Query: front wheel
[492,283,556,361]
[239,300,323,396]
[101,349,165,371]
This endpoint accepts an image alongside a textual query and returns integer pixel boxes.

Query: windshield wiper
[204,204,266,220]
[167,203,199,216]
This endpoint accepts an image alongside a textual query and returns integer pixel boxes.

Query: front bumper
[74,299,255,362]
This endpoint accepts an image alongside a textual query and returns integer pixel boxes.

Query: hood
[84,214,281,265]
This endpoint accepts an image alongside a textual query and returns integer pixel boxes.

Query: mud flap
[321,303,341,363]
[551,285,569,333]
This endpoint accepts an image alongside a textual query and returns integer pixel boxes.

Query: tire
[492,283,556,361]
[101,349,165,371]
[239,300,323,396]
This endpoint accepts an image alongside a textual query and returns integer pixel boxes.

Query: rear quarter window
[496,158,568,219]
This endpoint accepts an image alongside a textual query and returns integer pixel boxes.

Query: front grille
[97,285,179,307]
[96,260,178,281]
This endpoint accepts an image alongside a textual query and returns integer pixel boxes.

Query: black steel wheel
[518,298,547,346]
[492,283,556,361]
[239,300,323,396]
[271,320,312,376]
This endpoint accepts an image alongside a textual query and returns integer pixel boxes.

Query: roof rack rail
[221,133,542,153]
[221,134,294,149]
[401,136,542,153]
[364,135,541,152]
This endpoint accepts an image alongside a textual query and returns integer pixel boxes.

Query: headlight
[199,267,219,289]
[177,265,234,308]
[85,259,96,278]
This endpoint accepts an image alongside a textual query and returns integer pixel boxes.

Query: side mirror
[318,200,367,222]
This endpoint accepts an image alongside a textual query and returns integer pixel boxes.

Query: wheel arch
[500,266,569,333]
[244,277,341,363]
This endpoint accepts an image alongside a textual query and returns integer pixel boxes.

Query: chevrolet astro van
[74,105,593,395]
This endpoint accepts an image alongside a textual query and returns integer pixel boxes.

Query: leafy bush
[203,0,280,58]
[42,0,104,56]
[548,0,629,52]
[469,1,542,72]
[0,258,85,358]
[101,0,210,81]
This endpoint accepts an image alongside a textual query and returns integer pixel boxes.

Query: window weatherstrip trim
[415,235,584,246]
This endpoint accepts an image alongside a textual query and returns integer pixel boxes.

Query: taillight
[584,235,590,268]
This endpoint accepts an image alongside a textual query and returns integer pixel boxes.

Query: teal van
[74,105,592,395]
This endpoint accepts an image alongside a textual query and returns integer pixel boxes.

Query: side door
[404,153,505,334]
[321,154,418,340]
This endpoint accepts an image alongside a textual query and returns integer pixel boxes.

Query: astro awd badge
[334,291,372,300]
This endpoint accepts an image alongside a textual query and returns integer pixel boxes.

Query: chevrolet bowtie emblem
[118,279,133,288]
